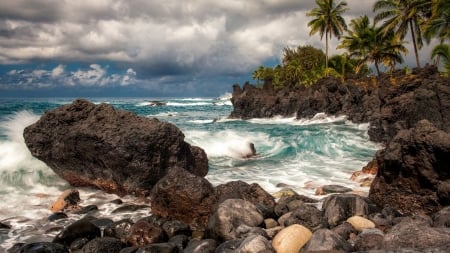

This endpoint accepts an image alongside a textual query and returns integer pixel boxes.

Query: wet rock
[214,180,275,209]
[135,242,178,253]
[235,224,268,239]
[24,99,208,196]
[384,215,450,251]
[207,199,264,241]
[184,239,217,253]
[215,239,243,253]
[346,215,375,232]
[103,219,133,244]
[353,228,384,251]
[82,237,125,253]
[168,234,189,252]
[315,185,352,195]
[281,203,325,231]
[9,242,68,253]
[150,167,216,227]
[272,188,297,198]
[236,234,274,253]
[127,220,165,247]
[48,212,68,222]
[322,194,370,227]
[274,194,318,217]
[111,204,149,214]
[69,237,89,251]
[49,189,80,212]
[272,224,312,253]
[73,205,98,214]
[369,120,450,215]
[331,222,356,240]
[302,229,352,252]
[432,206,450,227]
[162,220,190,238]
[53,217,101,247]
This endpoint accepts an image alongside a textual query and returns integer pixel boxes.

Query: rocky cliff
[23,99,208,196]
[230,65,450,214]
[230,65,450,143]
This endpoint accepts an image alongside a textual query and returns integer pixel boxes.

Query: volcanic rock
[23,99,208,196]
[150,167,216,227]
[369,120,450,215]
[230,65,450,143]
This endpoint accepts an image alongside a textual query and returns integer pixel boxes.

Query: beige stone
[347,215,375,232]
[272,188,297,198]
[272,224,312,253]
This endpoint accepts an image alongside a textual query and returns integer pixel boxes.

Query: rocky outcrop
[230,65,450,143]
[23,99,208,196]
[369,120,450,215]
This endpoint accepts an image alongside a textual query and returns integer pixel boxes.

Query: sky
[0,0,439,98]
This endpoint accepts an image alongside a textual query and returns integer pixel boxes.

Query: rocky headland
[4,67,450,252]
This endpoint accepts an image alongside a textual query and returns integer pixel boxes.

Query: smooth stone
[48,212,68,222]
[347,215,376,232]
[237,234,274,253]
[9,242,69,253]
[302,228,352,252]
[111,204,149,214]
[315,185,352,195]
[72,204,98,214]
[353,228,384,251]
[264,218,278,229]
[53,216,101,247]
[272,224,312,253]
[82,237,125,253]
[322,194,369,227]
[184,239,217,253]
[272,188,298,198]
[135,242,177,253]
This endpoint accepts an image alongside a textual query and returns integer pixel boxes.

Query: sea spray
[0,97,380,250]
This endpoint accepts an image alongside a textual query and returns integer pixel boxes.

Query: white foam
[167,102,210,106]
[248,113,347,126]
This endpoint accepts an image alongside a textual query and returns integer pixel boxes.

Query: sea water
[0,96,380,249]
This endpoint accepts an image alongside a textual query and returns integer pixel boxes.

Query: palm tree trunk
[375,61,381,76]
[325,30,329,77]
[410,20,421,68]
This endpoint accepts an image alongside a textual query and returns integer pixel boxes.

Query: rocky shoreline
[2,67,450,252]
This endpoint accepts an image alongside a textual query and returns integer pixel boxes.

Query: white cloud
[0,0,441,92]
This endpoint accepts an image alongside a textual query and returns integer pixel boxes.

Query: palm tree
[307,0,348,75]
[338,15,407,76]
[425,0,450,42]
[431,44,450,74]
[373,0,431,68]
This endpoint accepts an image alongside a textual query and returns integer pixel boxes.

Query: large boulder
[23,99,208,196]
[369,120,450,215]
[150,167,216,227]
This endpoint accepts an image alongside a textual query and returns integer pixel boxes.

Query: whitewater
[0,96,380,249]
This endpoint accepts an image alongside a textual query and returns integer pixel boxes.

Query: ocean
[0,96,380,249]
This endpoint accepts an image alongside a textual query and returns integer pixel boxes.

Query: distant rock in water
[230,65,450,143]
[23,99,208,196]
[148,101,166,106]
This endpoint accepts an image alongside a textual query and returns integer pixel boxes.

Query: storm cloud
[0,0,437,96]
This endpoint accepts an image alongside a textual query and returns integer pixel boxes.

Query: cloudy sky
[0,0,438,98]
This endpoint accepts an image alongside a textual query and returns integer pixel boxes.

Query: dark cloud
[0,0,439,96]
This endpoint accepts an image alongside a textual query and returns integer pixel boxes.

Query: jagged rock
[230,65,450,143]
[383,215,450,251]
[353,228,384,251]
[281,203,325,231]
[162,220,190,238]
[127,220,165,247]
[331,222,356,240]
[82,237,125,253]
[103,219,133,244]
[274,194,318,217]
[207,199,264,241]
[322,194,370,227]
[150,167,216,227]
[302,229,352,252]
[369,120,450,215]
[433,206,450,227]
[214,180,275,209]
[23,99,208,196]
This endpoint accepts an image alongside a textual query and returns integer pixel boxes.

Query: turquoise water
[0,96,379,248]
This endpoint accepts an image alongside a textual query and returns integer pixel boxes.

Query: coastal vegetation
[252,0,450,86]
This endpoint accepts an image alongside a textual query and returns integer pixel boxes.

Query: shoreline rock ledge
[23,99,208,196]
